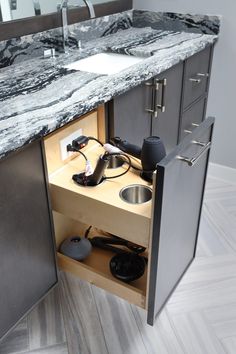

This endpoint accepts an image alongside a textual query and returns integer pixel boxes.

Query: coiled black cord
[104,152,132,180]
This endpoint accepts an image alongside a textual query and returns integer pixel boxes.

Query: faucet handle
[43,48,56,59]
[77,40,82,50]
[69,31,83,49]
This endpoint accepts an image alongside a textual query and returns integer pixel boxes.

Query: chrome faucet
[59,0,95,53]
[60,0,69,53]
[83,0,96,19]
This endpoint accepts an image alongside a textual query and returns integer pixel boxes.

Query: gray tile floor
[1,176,236,354]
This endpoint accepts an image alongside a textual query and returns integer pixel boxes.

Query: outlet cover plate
[60,128,82,161]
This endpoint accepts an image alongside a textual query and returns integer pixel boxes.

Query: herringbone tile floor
[1,176,236,354]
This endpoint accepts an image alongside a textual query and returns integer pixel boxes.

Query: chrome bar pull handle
[189,77,201,84]
[184,129,193,134]
[145,81,156,115]
[189,72,208,84]
[197,72,209,78]
[177,141,211,166]
[146,108,155,114]
[156,78,167,113]
[145,82,154,87]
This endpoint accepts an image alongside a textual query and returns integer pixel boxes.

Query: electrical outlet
[60,128,82,161]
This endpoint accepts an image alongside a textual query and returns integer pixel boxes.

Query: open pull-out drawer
[44,115,214,325]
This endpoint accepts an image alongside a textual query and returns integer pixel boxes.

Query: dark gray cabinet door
[0,141,58,341]
[152,63,183,154]
[109,63,183,153]
[108,82,153,146]
[147,116,214,325]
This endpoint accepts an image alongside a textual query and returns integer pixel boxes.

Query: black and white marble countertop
[0,11,219,160]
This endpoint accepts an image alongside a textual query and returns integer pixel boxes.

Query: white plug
[103,143,121,154]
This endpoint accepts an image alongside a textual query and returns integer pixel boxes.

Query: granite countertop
[0,16,218,160]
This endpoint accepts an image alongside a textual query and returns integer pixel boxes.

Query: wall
[134,0,236,170]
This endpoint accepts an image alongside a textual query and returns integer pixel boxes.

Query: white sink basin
[64,52,144,75]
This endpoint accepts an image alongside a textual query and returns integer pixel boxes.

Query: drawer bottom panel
[58,247,147,309]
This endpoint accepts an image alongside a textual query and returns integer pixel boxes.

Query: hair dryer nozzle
[141,136,166,182]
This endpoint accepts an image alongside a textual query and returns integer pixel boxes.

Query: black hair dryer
[112,136,166,182]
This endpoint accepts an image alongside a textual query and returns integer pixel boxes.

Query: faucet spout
[59,0,95,53]
[82,0,95,19]
[60,0,69,53]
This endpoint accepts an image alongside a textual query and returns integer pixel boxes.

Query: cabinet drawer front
[183,47,211,110]
[147,116,214,325]
[180,98,206,140]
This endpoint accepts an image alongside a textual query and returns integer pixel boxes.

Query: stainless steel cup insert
[119,184,152,204]
[107,155,124,169]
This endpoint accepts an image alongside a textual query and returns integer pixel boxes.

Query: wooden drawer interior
[49,146,152,248]
[53,212,147,308]
[44,107,151,309]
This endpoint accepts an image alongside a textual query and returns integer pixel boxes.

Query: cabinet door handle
[145,78,167,117]
[189,77,201,84]
[189,73,209,84]
[184,129,193,134]
[145,82,155,87]
[176,141,211,166]
[145,82,155,115]
[197,72,209,78]
[156,78,167,113]
[145,81,156,116]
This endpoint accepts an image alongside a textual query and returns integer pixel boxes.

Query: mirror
[0,0,112,22]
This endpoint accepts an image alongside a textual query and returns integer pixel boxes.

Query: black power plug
[71,136,89,150]
[66,136,89,153]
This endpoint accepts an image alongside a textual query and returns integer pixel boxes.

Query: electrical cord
[127,163,154,173]
[84,226,92,239]
[87,136,104,147]
[67,144,88,161]
[130,164,142,172]
[104,152,132,180]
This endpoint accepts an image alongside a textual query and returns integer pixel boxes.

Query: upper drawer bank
[182,46,212,110]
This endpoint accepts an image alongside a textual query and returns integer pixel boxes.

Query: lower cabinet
[0,107,215,340]
[45,111,214,325]
[0,141,58,341]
